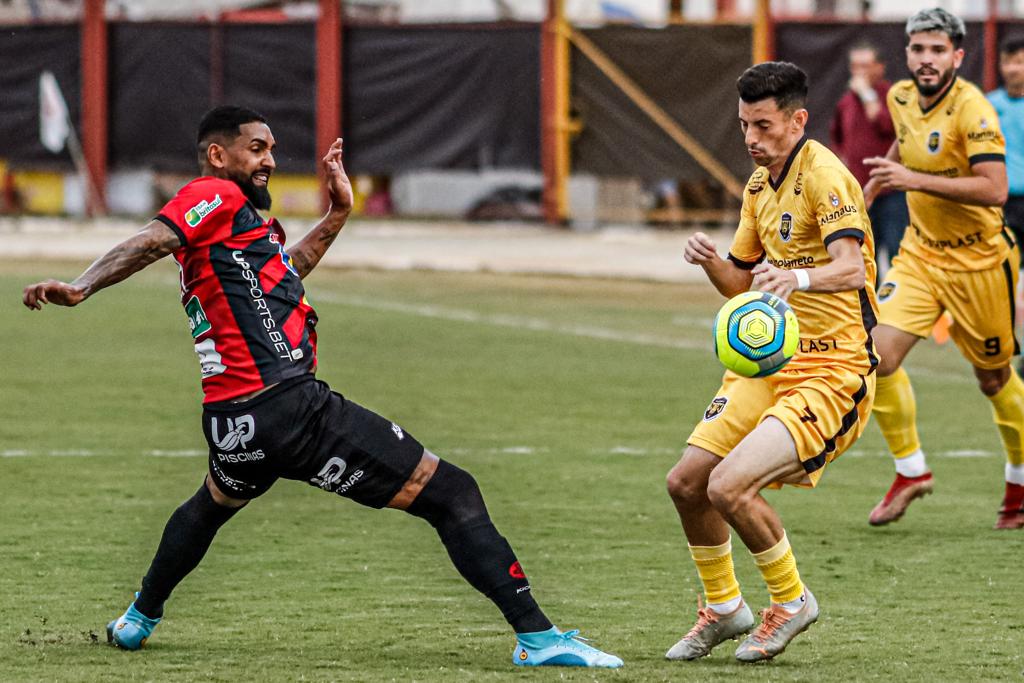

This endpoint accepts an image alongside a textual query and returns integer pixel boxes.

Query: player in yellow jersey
[862,9,1024,530]
[665,62,879,663]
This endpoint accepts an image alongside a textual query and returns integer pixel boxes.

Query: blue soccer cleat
[513,626,624,668]
[106,594,161,650]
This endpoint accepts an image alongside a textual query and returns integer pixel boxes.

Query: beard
[912,65,955,97]
[230,171,273,210]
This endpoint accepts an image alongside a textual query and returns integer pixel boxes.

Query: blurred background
[1,0,1022,231]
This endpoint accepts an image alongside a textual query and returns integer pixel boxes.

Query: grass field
[2,259,1022,682]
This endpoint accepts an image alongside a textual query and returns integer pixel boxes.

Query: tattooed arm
[22,220,181,310]
[288,138,354,279]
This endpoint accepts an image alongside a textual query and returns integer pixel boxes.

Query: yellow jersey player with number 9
[664,62,878,664]
[863,8,1024,530]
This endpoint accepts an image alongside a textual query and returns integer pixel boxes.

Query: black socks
[406,460,553,634]
[134,482,243,619]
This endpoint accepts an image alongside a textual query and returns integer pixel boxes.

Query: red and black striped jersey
[156,177,318,403]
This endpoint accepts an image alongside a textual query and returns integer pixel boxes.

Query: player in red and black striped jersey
[157,175,318,403]
[22,106,621,668]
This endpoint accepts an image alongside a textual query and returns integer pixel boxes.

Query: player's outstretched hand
[322,138,354,215]
[751,262,795,300]
[23,280,86,310]
[684,232,719,265]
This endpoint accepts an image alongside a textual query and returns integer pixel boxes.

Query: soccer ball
[713,291,799,377]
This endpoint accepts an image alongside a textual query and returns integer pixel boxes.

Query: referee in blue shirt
[989,36,1024,373]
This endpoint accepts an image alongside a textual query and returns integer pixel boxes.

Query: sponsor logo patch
[703,397,728,422]
[748,169,767,195]
[793,172,803,196]
[509,561,526,579]
[391,423,405,440]
[829,191,840,207]
[184,295,212,339]
[211,415,255,451]
[311,456,365,495]
[184,194,223,227]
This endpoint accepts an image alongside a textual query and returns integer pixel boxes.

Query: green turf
[2,260,1021,682]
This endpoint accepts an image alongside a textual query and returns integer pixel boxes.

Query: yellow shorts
[687,365,876,488]
[877,250,1020,369]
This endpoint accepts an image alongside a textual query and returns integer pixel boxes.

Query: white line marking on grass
[147,449,205,457]
[1,449,205,457]
[317,295,983,388]
[845,448,997,458]
[318,294,706,351]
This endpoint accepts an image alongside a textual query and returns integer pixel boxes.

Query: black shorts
[202,375,425,507]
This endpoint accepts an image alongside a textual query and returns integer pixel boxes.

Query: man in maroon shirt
[830,43,909,271]
[20,106,622,669]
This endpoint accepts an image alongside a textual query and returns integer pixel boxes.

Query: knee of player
[666,465,705,504]
[706,469,753,516]
[975,369,1009,397]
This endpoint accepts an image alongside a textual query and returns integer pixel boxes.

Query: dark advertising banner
[0,25,80,166]
[342,24,541,173]
[571,24,754,186]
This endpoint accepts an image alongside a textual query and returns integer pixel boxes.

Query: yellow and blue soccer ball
[713,291,799,377]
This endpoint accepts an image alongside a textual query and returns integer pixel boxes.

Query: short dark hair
[905,8,966,49]
[196,105,266,145]
[736,62,808,112]
[1000,35,1024,57]
[849,42,881,60]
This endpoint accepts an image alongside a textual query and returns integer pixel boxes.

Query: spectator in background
[987,35,1024,374]
[989,37,1024,252]
[830,43,908,274]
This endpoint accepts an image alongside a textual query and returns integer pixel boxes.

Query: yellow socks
[751,533,804,606]
[689,539,741,607]
[873,367,923,459]
[988,370,1024,468]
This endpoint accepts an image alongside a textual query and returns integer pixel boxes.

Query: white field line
[1,447,998,458]
[317,294,977,385]
[317,293,706,351]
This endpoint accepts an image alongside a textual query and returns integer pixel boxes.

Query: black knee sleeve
[406,460,487,535]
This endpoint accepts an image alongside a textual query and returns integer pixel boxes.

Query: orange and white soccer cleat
[869,472,934,526]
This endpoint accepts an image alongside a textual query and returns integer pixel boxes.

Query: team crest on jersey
[877,281,897,302]
[927,131,941,154]
[703,397,728,422]
[779,212,793,242]
[185,194,223,227]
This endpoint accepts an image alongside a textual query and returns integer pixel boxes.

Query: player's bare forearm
[289,138,354,279]
[703,258,755,298]
[684,231,754,298]
[288,207,351,279]
[908,162,1008,207]
[22,220,180,310]
[807,237,866,292]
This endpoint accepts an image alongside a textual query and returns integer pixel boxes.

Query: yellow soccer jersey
[888,76,1010,271]
[729,138,879,374]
